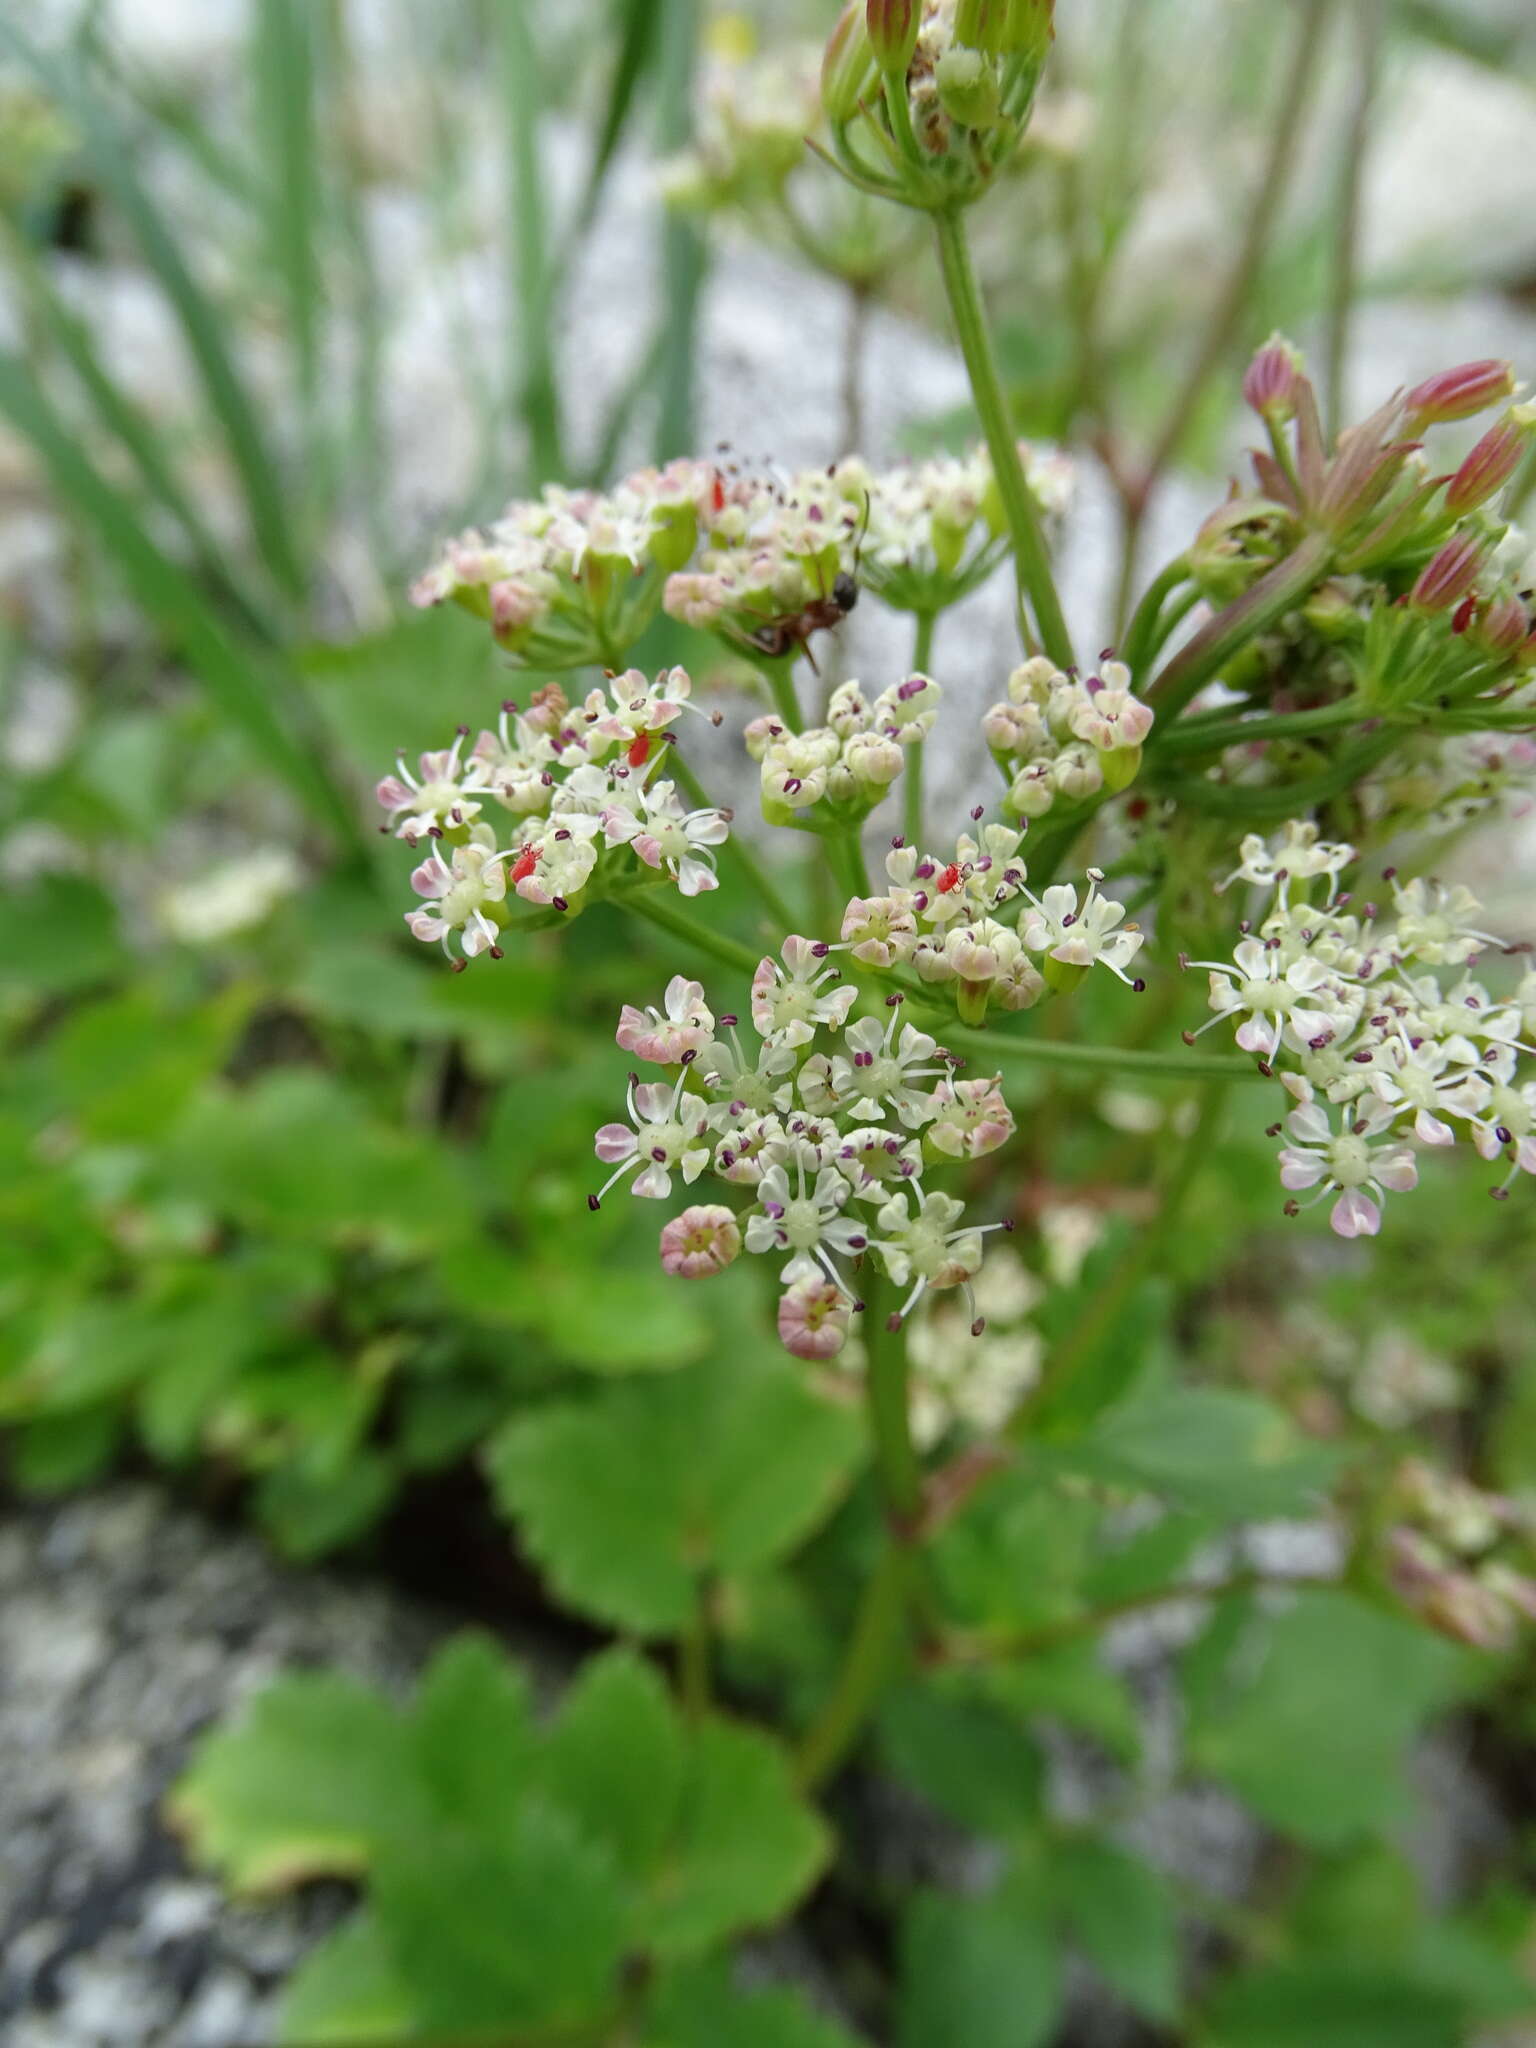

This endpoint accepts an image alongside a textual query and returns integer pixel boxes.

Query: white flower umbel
[616,976,716,1065]
[874,1189,1011,1330]
[406,834,508,963]
[1184,935,1349,1062]
[1021,873,1146,992]
[1219,820,1355,896]
[590,1071,714,1205]
[377,732,487,843]
[1277,1095,1419,1238]
[611,778,730,896]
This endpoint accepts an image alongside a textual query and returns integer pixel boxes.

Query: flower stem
[796,1275,922,1793]
[1324,0,1385,438]
[932,1018,1261,1086]
[667,750,799,932]
[1146,532,1333,718]
[750,651,802,731]
[932,206,1075,672]
[625,892,761,976]
[1120,555,1191,682]
[904,610,937,847]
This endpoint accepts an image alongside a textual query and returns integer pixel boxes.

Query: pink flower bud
[777,1279,852,1360]
[1404,359,1515,430]
[1409,535,1485,613]
[1444,416,1529,515]
[821,3,879,121]
[1471,592,1530,658]
[659,1206,742,1280]
[865,0,920,73]
[1242,338,1304,422]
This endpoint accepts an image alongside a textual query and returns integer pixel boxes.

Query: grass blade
[495,5,564,483]
[0,350,359,847]
[0,15,307,601]
[654,0,705,460]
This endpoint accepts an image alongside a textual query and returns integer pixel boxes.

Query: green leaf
[645,1960,865,2048]
[8,1407,122,1492]
[253,1450,399,1561]
[276,1913,414,2045]
[986,1642,1140,1760]
[1056,1837,1180,2022]
[369,1803,628,2035]
[644,1716,830,1959]
[488,1355,863,1634]
[522,1262,713,1374]
[170,1673,420,1891]
[1185,1590,1472,1846]
[540,1648,684,1882]
[1202,1960,1464,2048]
[880,1681,1044,1837]
[899,1887,1061,2048]
[0,875,124,1006]
[409,1633,538,1841]
[1045,1387,1340,1518]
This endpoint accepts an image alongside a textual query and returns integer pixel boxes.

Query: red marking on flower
[711,471,725,514]
[511,845,539,883]
[1451,595,1477,636]
[937,863,963,894]
[628,732,653,768]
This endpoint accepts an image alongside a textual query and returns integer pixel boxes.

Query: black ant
[730,485,869,672]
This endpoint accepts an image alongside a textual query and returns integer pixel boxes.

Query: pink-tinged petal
[1415,1109,1455,1147]
[1235,1015,1280,1057]
[631,1161,672,1199]
[460,923,494,957]
[594,1124,638,1164]
[632,1082,675,1121]
[409,855,451,897]
[405,909,448,943]
[376,776,411,809]
[687,813,730,847]
[1517,1136,1536,1174]
[1278,1148,1324,1190]
[631,833,663,870]
[1472,1123,1502,1162]
[1286,1102,1331,1144]
[1330,1189,1381,1238]
[1374,1148,1419,1194]
[675,856,717,897]
[776,1281,850,1361]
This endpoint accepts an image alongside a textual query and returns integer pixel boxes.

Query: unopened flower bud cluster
[1185,819,1534,1238]
[376,670,728,961]
[745,674,941,824]
[983,655,1154,819]
[839,818,1145,1025]
[658,42,821,213]
[591,960,1017,1356]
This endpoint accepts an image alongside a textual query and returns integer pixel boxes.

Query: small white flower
[874,1189,1008,1326]
[1277,1097,1419,1238]
[618,779,730,896]
[1220,820,1356,894]
[829,1012,949,1126]
[376,732,487,841]
[590,1070,713,1204]
[1022,879,1144,984]
[751,937,857,1050]
[1185,935,1347,1060]
[616,976,716,1065]
[745,1157,871,1295]
[406,835,507,960]
[1391,878,1501,966]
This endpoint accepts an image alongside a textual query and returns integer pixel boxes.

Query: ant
[729,481,869,673]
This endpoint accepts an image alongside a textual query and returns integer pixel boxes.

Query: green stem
[904,610,937,846]
[667,750,799,931]
[862,1271,923,1522]
[933,1020,1260,1086]
[1120,555,1192,681]
[796,1273,922,1793]
[750,651,802,731]
[1151,693,1373,758]
[625,893,760,976]
[932,206,1075,672]
[795,1540,913,1792]
[1324,0,1385,439]
[1147,533,1333,718]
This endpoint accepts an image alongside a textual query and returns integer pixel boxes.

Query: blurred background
[2,2,1536,2044]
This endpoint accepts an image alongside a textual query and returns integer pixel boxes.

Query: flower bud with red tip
[1471,592,1532,659]
[1409,535,1486,613]
[1404,359,1515,431]
[866,0,921,74]
[1243,336,1305,424]
[1445,411,1533,516]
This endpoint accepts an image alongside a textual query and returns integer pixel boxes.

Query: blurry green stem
[797,1272,922,1793]
[932,206,1075,671]
[665,750,798,932]
[655,0,704,454]
[680,1581,712,1718]
[1115,0,1333,605]
[934,1020,1258,1086]
[1324,0,1385,438]
[1120,555,1191,680]
[1147,533,1333,718]
[751,651,802,730]
[625,894,759,976]
[498,7,563,481]
[904,610,936,845]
